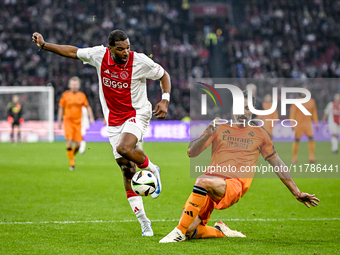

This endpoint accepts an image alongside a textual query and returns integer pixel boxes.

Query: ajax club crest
[120,71,129,79]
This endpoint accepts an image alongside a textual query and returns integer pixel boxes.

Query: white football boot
[151,165,162,199]
[159,227,186,243]
[214,221,246,237]
[141,218,153,236]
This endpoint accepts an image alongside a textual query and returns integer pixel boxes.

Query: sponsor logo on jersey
[104,69,110,74]
[111,72,119,78]
[128,117,136,123]
[153,66,161,78]
[223,136,254,145]
[102,77,129,89]
[223,130,230,134]
[248,131,255,137]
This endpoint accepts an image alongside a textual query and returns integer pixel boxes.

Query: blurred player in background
[260,93,279,138]
[79,106,90,154]
[160,90,319,243]
[322,93,340,153]
[32,29,171,236]
[290,91,318,163]
[7,95,23,143]
[58,77,94,170]
[245,83,263,124]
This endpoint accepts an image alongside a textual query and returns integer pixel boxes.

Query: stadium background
[1,0,340,123]
[1,1,340,254]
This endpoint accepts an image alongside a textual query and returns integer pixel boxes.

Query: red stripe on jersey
[101,49,135,126]
[333,102,340,125]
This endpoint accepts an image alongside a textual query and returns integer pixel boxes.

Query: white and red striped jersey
[77,46,164,126]
[324,101,340,125]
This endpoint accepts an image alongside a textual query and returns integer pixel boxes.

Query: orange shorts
[184,178,243,226]
[64,120,82,142]
[295,124,314,139]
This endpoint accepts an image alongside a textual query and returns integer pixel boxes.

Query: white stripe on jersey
[77,46,164,126]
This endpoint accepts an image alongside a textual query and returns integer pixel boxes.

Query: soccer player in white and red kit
[322,93,340,153]
[32,30,171,236]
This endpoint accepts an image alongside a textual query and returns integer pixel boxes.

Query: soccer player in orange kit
[159,90,319,243]
[260,93,279,138]
[58,77,94,170]
[289,92,318,163]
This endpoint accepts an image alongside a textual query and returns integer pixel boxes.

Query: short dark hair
[108,30,128,46]
[242,90,256,107]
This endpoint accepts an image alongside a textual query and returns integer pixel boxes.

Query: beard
[233,114,250,123]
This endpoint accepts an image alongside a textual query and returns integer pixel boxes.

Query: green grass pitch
[0,141,339,254]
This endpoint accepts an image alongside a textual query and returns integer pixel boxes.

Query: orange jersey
[289,98,318,127]
[59,91,89,123]
[203,124,278,195]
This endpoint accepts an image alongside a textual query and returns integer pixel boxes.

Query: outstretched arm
[188,117,221,157]
[268,156,320,208]
[153,70,171,119]
[32,32,78,59]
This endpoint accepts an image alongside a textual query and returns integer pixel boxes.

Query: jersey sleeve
[138,53,165,80]
[77,45,105,67]
[324,102,332,115]
[82,93,89,107]
[7,103,12,117]
[59,93,66,107]
[260,128,278,161]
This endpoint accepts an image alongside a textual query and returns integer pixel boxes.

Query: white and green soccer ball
[131,170,157,196]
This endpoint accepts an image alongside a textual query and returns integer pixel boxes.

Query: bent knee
[195,178,213,190]
[116,143,132,156]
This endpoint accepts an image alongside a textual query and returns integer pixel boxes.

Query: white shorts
[329,122,340,135]
[108,104,152,159]
[81,125,88,137]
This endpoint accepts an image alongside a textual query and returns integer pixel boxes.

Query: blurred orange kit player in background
[58,76,94,170]
[289,92,318,163]
[260,93,279,138]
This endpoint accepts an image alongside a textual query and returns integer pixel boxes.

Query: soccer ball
[131,170,157,196]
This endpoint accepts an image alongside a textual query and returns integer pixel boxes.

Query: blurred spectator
[1,0,340,120]
[0,0,207,120]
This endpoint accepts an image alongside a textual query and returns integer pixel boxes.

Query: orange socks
[192,225,225,239]
[177,186,207,235]
[308,139,315,159]
[292,141,299,159]
[66,148,75,166]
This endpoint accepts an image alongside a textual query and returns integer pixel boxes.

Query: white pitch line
[1,218,339,225]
